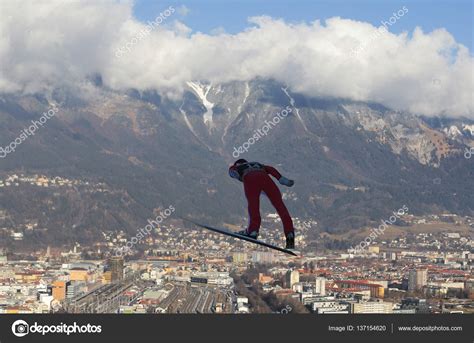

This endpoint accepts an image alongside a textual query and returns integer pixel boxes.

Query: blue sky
[133,0,473,51]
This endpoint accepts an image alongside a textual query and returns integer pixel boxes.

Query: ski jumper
[229,162,294,236]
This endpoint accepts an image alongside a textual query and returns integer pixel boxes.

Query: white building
[315,277,326,296]
[286,269,299,289]
[408,269,428,291]
[236,296,249,313]
[351,302,393,314]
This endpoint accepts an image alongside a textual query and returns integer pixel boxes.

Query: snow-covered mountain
[0,78,472,245]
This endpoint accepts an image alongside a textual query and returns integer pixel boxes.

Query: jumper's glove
[229,168,240,180]
[279,176,294,187]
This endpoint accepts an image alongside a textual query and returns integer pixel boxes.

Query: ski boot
[237,229,259,240]
[285,232,295,250]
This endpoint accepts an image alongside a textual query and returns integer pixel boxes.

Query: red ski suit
[229,162,294,235]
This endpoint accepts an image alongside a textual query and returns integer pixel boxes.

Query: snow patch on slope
[186,81,214,128]
[463,124,474,136]
[443,125,463,138]
[179,102,197,137]
[281,87,308,132]
[237,81,250,114]
[343,104,441,166]
[179,102,212,151]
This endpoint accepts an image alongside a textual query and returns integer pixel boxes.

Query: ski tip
[286,249,301,257]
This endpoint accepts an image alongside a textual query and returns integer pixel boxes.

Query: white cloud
[0,1,472,117]
[176,5,190,17]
